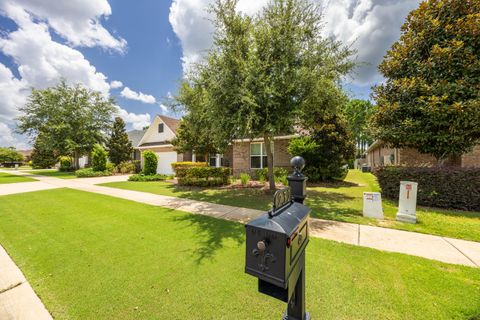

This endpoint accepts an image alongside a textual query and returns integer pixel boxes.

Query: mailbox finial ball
[290,156,305,175]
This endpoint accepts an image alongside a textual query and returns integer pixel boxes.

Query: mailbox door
[289,222,308,265]
[245,226,286,288]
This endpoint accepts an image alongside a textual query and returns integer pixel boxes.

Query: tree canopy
[173,0,354,189]
[372,0,480,164]
[17,81,116,168]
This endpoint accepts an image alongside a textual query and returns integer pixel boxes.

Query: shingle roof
[158,115,180,134]
[127,129,147,148]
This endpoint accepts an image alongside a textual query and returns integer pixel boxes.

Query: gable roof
[127,129,147,148]
[158,115,180,134]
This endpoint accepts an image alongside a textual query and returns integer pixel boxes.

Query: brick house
[129,115,296,176]
[365,140,480,168]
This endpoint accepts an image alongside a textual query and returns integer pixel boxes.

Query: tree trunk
[74,150,80,170]
[264,134,275,191]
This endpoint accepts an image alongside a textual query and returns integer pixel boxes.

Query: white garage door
[155,151,177,175]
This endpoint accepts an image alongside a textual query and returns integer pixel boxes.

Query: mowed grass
[0,171,36,184]
[26,169,77,179]
[0,189,479,320]
[101,170,480,242]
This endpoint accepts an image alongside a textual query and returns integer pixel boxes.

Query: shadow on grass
[164,183,271,211]
[173,212,245,265]
[306,190,362,222]
[307,180,360,189]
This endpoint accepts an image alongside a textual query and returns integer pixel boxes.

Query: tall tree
[30,133,58,169]
[17,81,116,169]
[372,0,480,165]
[174,0,354,190]
[343,99,375,156]
[107,117,133,165]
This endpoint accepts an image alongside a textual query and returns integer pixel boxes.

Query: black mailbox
[245,157,310,320]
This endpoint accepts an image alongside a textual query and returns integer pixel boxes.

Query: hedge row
[375,166,480,211]
[176,167,231,187]
[75,168,112,178]
[171,161,207,171]
[128,173,173,181]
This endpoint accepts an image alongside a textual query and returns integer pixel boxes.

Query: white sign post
[363,192,384,219]
[396,181,418,224]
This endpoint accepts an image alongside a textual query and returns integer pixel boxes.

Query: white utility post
[396,181,418,223]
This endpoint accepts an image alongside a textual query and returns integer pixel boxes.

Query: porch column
[192,152,196,162]
[215,154,221,167]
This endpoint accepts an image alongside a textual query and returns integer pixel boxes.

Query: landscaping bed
[100,170,480,242]
[0,188,478,319]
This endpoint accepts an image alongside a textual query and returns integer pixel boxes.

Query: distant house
[365,140,480,169]
[130,115,297,176]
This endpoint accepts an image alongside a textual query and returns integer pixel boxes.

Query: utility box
[396,181,418,224]
[363,192,384,219]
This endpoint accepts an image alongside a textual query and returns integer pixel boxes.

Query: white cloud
[0,15,111,96]
[0,122,15,146]
[115,106,151,130]
[0,0,127,52]
[169,0,420,86]
[0,63,28,120]
[110,80,123,89]
[322,0,420,85]
[159,103,168,112]
[120,87,156,104]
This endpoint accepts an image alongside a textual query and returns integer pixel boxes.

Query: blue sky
[0,0,420,148]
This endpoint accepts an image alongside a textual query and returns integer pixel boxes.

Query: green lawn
[0,188,478,319]
[0,172,36,184]
[101,170,480,242]
[26,169,77,179]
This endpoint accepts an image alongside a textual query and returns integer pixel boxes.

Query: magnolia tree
[372,0,480,165]
[173,0,354,190]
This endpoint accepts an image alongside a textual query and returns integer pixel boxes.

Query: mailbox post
[245,157,310,320]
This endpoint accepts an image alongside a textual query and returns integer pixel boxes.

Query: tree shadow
[164,183,271,211]
[307,180,360,189]
[306,190,362,222]
[172,213,245,265]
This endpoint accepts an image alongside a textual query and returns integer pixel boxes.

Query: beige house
[130,115,297,176]
[365,140,480,168]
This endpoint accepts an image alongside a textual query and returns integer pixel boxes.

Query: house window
[250,142,270,169]
[158,123,164,133]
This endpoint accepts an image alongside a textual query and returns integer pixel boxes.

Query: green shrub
[106,162,115,172]
[59,156,72,171]
[240,173,250,186]
[171,161,207,172]
[177,167,231,187]
[128,174,173,181]
[116,161,136,174]
[255,167,289,181]
[91,144,108,171]
[132,160,141,173]
[75,168,112,178]
[375,166,480,211]
[143,151,158,176]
